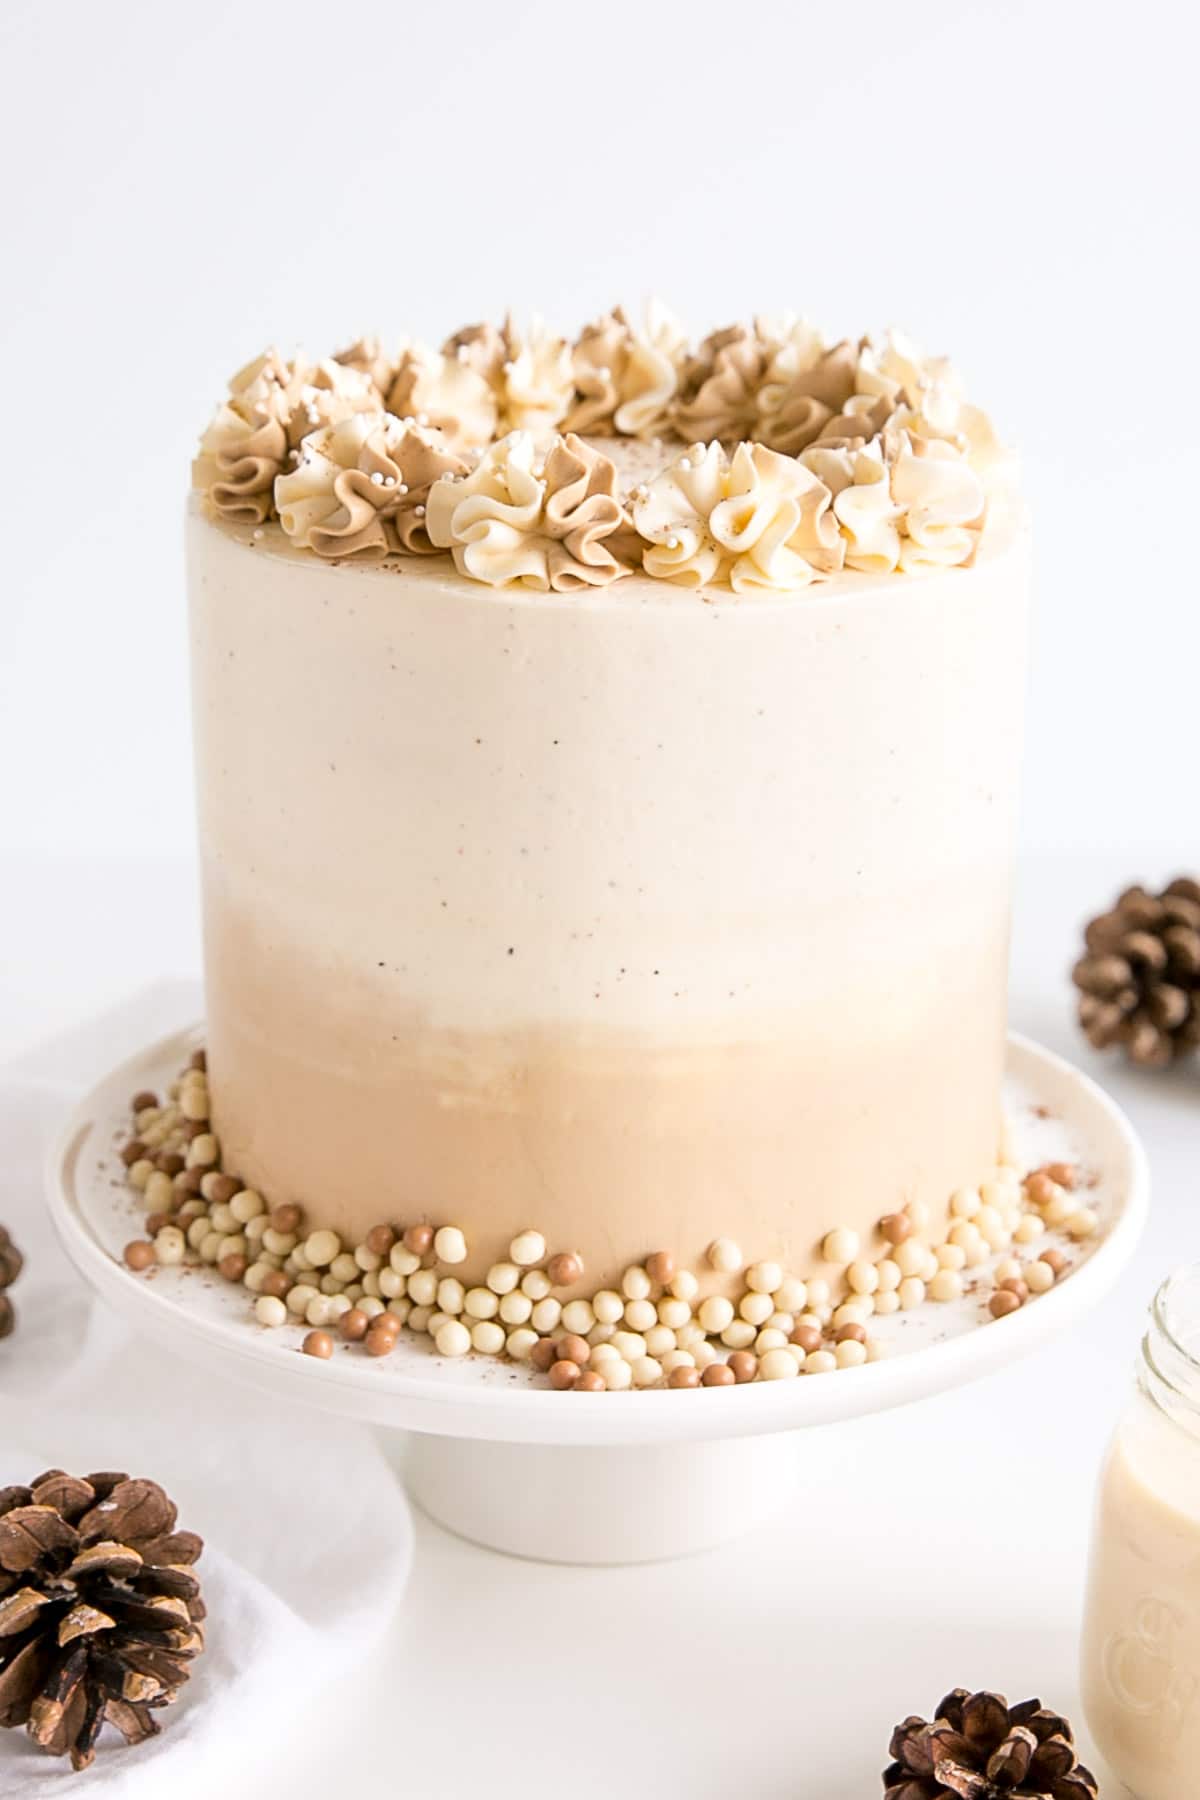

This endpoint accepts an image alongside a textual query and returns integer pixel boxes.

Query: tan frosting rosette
[425,431,637,591]
[385,346,498,453]
[632,440,843,593]
[333,335,402,396]
[670,325,767,444]
[274,413,468,561]
[565,301,688,438]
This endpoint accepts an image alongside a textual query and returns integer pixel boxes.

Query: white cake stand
[46,1027,1146,1564]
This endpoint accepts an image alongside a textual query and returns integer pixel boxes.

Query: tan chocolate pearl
[727,1351,758,1384]
[702,1362,736,1387]
[575,1370,606,1393]
[144,1212,170,1238]
[645,1250,675,1287]
[124,1240,155,1272]
[835,1322,867,1345]
[1040,1248,1069,1278]
[1045,1160,1080,1190]
[120,1138,146,1168]
[404,1224,435,1256]
[272,1203,303,1235]
[546,1251,583,1287]
[177,1167,205,1196]
[668,1365,701,1388]
[556,1333,591,1367]
[550,1359,581,1390]
[190,1049,207,1072]
[206,1173,239,1206]
[365,1325,397,1357]
[880,1212,912,1246]
[1025,1171,1059,1208]
[366,1224,397,1258]
[372,1311,402,1338]
[180,1120,205,1143]
[303,1330,334,1359]
[340,1308,370,1343]
[989,1290,1023,1319]
[131,1090,158,1114]
[219,1254,248,1284]
[529,1338,557,1373]
[155,1153,186,1178]
[1000,1277,1029,1304]
[260,1270,292,1301]
[789,1324,823,1355]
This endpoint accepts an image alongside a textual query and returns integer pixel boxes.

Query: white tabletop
[4,846,1195,1796]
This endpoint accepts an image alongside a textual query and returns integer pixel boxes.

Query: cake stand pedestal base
[397,1430,802,1564]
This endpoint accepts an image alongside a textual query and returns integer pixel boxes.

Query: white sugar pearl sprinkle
[592,1289,624,1324]
[624,1298,657,1332]
[154,1227,186,1266]
[760,1348,799,1380]
[530,1297,561,1334]
[846,1260,879,1295]
[622,1266,652,1301]
[465,1287,499,1320]
[499,1290,533,1325]
[668,1270,699,1303]
[437,1278,465,1314]
[434,1226,468,1265]
[836,1338,868,1368]
[898,1277,926,1310]
[1025,1260,1055,1294]
[254,1295,287,1328]
[822,1228,859,1265]
[804,1350,838,1375]
[520,1269,552,1301]
[561,1300,596,1335]
[471,1320,505,1355]
[657,1297,691,1330]
[739,1291,774,1327]
[505,1327,539,1360]
[509,1230,546,1267]
[302,1231,339,1268]
[486,1262,521,1295]
[746,1261,783,1295]
[929,1269,963,1303]
[435,1319,471,1357]
[707,1237,743,1274]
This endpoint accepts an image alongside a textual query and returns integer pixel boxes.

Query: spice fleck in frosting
[193,307,1016,593]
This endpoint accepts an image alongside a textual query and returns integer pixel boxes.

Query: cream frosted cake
[117,307,1079,1390]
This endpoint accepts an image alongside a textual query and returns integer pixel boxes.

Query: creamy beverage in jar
[1082,1266,1200,1797]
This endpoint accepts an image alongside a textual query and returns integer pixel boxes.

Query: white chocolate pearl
[408,1269,438,1306]
[738,1291,774,1327]
[822,1228,859,1265]
[287,1283,318,1317]
[145,1170,174,1212]
[486,1262,521,1295]
[768,1311,795,1334]
[603,1357,633,1391]
[898,1277,926,1310]
[471,1320,505,1355]
[200,1232,223,1265]
[344,1283,365,1304]
[290,1246,316,1273]
[306,1295,334,1327]
[530,1297,562,1335]
[209,1203,237,1235]
[262,1228,297,1257]
[128,1158,154,1191]
[561,1299,595,1335]
[775,1276,807,1313]
[1014,1214,1045,1244]
[592,1289,624,1324]
[361,1271,382,1298]
[1043,1193,1080,1227]
[244,1215,269,1243]
[1068,1207,1099,1239]
[698,1295,734,1334]
[805,1278,830,1308]
[378,1267,404,1299]
[509,1230,545,1267]
[644,1324,676,1358]
[929,1269,963,1303]
[669,1270,699,1303]
[756,1327,789,1354]
[760,1347,799,1380]
[186,1218,209,1251]
[588,1322,615,1347]
[254,1295,287,1328]
[835,1338,868,1369]
[520,1269,552,1301]
[995,1256,1023,1283]
[329,1252,358,1284]
[746,1261,783,1295]
[386,1297,410,1323]
[964,1238,990,1268]
[389,1244,420,1276]
[660,1349,695,1375]
[1025,1259,1056,1294]
[675,1322,706,1352]
[154,1226,186,1266]
[590,1342,621,1366]
[435,1226,468,1265]
[876,1259,901,1292]
[623,1298,657,1332]
[304,1230,340,1268]
[426,1312,453,1338]
[499,1290,533,1325]
[611,1330,647,1362]
[244,1262,268,1293]
[622,1266,652,1301]
[359,1296,386,1320]
[936,1243,967,1272]
[950,1187,981,1219]
[691,1340,719,1370]
[707,1237,743,1274]
[846,1260,880,1296]
[873,1289,901,1315]
[632,1356,663,1388]
[919,1249,940,1282]
[907,1200,930,1231]
[506,1327,539,1360]
[187,1133,218,1168]
[408,1305,433,1333]
[437,1277,466,1313]
[832,1299,871,1328]
[465,1286,499,1320]
[435,1319,471,1357]
[657,1296,691,1330]
[894,1238,928,1276]
[231,1188,265,1224]
[219,1234,248,1262]
[804,1350,838,1374]
[721,1320,756,1350]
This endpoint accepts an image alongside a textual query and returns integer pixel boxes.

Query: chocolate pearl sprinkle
[789,1325,822,1355]
[701,1362,736,1386]
[727,1351,758,1383]
[645,1250,675,1286]
[834,1322,867,1345]
[546,1251,583,1287]
[144,1212,170,1238]
[189,1049,208,1072]
[556,1333,590,1367]
[131,1090,158,1114]
[303,1330,334,1359]
[880,1212,912,1245]
[155,1153,186,1178]
[999,1277,1029,1304]
[259,1270,292,1301]
[550,1359,581,1389]
[124,1240,155,1272]
[366,1224,397,1257]
[530,1339,557,1373]
[667,1365,701,1388]
[1040,1248,1069,1278]
[989,1289,1023,1319]
[365,1326,397,1357]
[176,1167,205,1196]
[219,1254,248,1284]
[271,1203,303,1235]
[575,1370,605,1392]
[404,1224,435,1257]
[207,1173,240,1206]
[120,1139,146,1168]
[339,1308,370,1342]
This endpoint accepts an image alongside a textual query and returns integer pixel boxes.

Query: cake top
[193,306,1015,595]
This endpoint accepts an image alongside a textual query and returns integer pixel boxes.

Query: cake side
[188,504,1029,1291]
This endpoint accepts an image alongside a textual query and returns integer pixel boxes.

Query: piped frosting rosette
[196,310,1013,590]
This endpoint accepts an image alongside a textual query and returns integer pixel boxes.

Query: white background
[2,2,1200,1793]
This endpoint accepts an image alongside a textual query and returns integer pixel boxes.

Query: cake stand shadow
[46,1030,1147,1565]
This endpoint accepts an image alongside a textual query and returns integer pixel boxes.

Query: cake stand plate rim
[45,1024,1149,1449]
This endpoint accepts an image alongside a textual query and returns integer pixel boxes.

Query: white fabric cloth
[0,1072,412,1795]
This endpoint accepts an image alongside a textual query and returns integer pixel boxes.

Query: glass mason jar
[1082,1266,1200,1799]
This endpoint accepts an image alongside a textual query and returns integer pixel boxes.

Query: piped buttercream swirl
[274,414,468,561]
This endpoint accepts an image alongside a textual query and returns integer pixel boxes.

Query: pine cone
[0,1226,21,1342]
[884,1689,1098,1798]
[0,1471,204,1772]
[1073,877,1200,1068]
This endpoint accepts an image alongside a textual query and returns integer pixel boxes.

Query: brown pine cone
[0,1471,204,1772]
[0,1225,22,1342]
[1073,877,1200,1068]
[884,1689,1098,1798]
